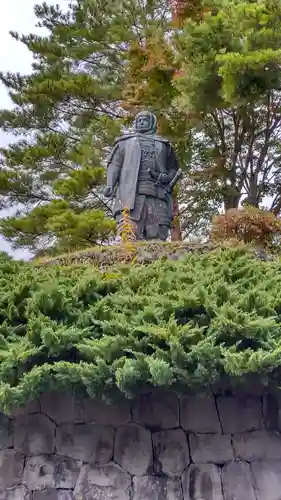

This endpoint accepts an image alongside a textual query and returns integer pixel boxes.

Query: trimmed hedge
[0,247,281,411]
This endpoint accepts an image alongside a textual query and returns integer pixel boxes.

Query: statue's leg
[143,197,170,241]
[143,197,160,240]
[132,196,146,240]
[158,225,169,241]
[133,219,143,240]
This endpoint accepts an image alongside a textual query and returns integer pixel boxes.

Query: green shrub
[0,247,281,411]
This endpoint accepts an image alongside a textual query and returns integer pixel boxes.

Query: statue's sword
[147,168,183,191]
[167,169,183,191]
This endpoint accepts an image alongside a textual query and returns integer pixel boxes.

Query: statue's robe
[106,133,179,234]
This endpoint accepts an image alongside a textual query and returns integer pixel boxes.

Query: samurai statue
[103,111,182,241]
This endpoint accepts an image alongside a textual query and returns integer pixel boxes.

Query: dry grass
[34,240,216,269]
[33,236,271,270]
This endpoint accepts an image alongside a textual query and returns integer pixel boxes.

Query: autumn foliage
[170,0,206,24]
[118,208,138,260]
[211,207,281,247]
[171,0,188,19]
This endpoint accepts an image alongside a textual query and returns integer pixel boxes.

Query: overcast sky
[0,0,62,259]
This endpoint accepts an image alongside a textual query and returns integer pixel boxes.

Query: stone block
[0,450,24,489]
[262,394,278,429]
[153,429,189,476]
[0,415,13,450]
[76,487,129,500]
[233,430,281,461]
[132,476,183,500]
[14,414,55,455]
[32,492,74,500]
[231,381,265,397]
[56,423,114,464]
[270,390,281,431]
[74,462,131,500]
[114,423,152,475]
[83,398,131,426]
[221,462,256,500]
[0,486,31,500]
[9,399,40,418]
[251,460,281,500]
[132,390,179,429]
[76,489,129,500]
[217,396,263,433]
[40,392,83,424]
[23,455,81,490]
[189,433,234,464]
[180,395,221,433]
[182,464,223,500]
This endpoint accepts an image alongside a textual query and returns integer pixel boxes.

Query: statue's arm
[166,145,180,183]
[106,142,124,189]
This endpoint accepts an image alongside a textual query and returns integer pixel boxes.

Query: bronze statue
[103,111,182,241]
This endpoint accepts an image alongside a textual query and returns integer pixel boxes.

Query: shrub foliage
[211,207,281,246]
[0,248,281,410]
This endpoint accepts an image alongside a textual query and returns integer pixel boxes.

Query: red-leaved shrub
[211,206,281,247]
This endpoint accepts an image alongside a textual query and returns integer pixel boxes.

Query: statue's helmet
[133,111,157,133]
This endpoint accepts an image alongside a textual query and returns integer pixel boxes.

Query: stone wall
[1,389,281,499]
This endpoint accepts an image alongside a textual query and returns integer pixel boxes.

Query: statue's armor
[137,138,166,199]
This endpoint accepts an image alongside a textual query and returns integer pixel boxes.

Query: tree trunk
[223,188,241,211]
[171,193,182,241]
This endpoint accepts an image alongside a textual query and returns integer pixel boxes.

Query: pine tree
[0,0,131,254]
